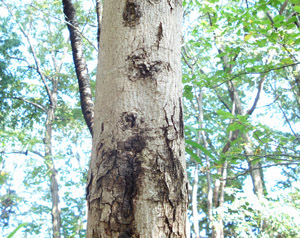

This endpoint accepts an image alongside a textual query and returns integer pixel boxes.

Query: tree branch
[226,162,300,181]
[29,3,97,51]
[278,102,299,139]
[213,62,300,89]
[1,0,54,106]
[12,97,47,112]
[62,0,95,136]
[246,51,275,115]
[279,0,289,15]
[95,0,102,49]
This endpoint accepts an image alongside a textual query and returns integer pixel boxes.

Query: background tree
[0,0,96,236]
[183,0,300,236]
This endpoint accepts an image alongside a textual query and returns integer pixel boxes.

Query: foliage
[0,0,96,236]
[182,0,300,236]
[223,187,300,238]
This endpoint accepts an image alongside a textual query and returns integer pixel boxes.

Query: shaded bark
[86,1,187,237]
[62,0,94,136]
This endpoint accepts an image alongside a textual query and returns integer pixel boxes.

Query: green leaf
[186,147,203,164]
[7,223,29,238]
[273,15,284,23]
[294,6,300,13]
[186,139,214,159]
[216,109,235,119]
[183,85,194,101]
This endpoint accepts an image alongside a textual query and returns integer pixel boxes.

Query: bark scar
[157,22,163,49]
[123,0,141,27]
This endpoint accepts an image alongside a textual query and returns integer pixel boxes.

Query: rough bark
[86,1,188,237]
[62,0,94,136]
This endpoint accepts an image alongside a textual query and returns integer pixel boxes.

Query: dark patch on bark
[101,122,104,133]
[167,0,174,11]
[86,172,93,201]
[119,154,140,220]
[118,231,133,238]
[147,0,160,4]
[123,135,146,153]
[179,98,184,137]
[120,112,145,130]
[127,49,163,81]
[161,110,186,204]
[125,113,137,128]
[156,22,163,49]
[123,0,141,27]
[97,142,104,153]
[162,127,177,179]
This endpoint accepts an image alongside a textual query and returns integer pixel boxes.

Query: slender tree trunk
[243,133,264,198]
[62,0,94,136]
[192,165,200,238]
[210,6,266,199]
[45,105,61,238]
[196,92,213,224]
[95,0,102,48]
[226,82,265,198]
[86,1,187,237]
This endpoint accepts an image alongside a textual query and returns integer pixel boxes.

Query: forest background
[0,0,300,237]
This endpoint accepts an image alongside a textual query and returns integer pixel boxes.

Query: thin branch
[278,102,299,138]
[213,62,300,89]
[1,0,54,105]
[215,92,232,113]
[226,162,300,180]
[12,97,47,112]
[246,75,266,115]
[29,3,97,51]
[246,51,275,115]
[0,150,45,158]
[279,0,289,15]
[231,153,300,161]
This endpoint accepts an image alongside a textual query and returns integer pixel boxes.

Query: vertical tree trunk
[62,0,95,136]
[196,92,213,225]
[45,106,61,238]
[226,82,265,198]
[44,68,61,238]
[192,165,200,238]
[86,1,188,237]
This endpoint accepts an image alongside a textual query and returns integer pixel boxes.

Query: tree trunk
[243,133,264,198]
[86,1,188,237]
[62,0,94,136]
[192,165,200,238]
[45,104,61,238]
[227,82,265,198]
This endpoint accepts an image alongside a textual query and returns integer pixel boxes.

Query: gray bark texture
[86,0,188,237]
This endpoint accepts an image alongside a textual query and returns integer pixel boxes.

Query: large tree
[85,0,188,237]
